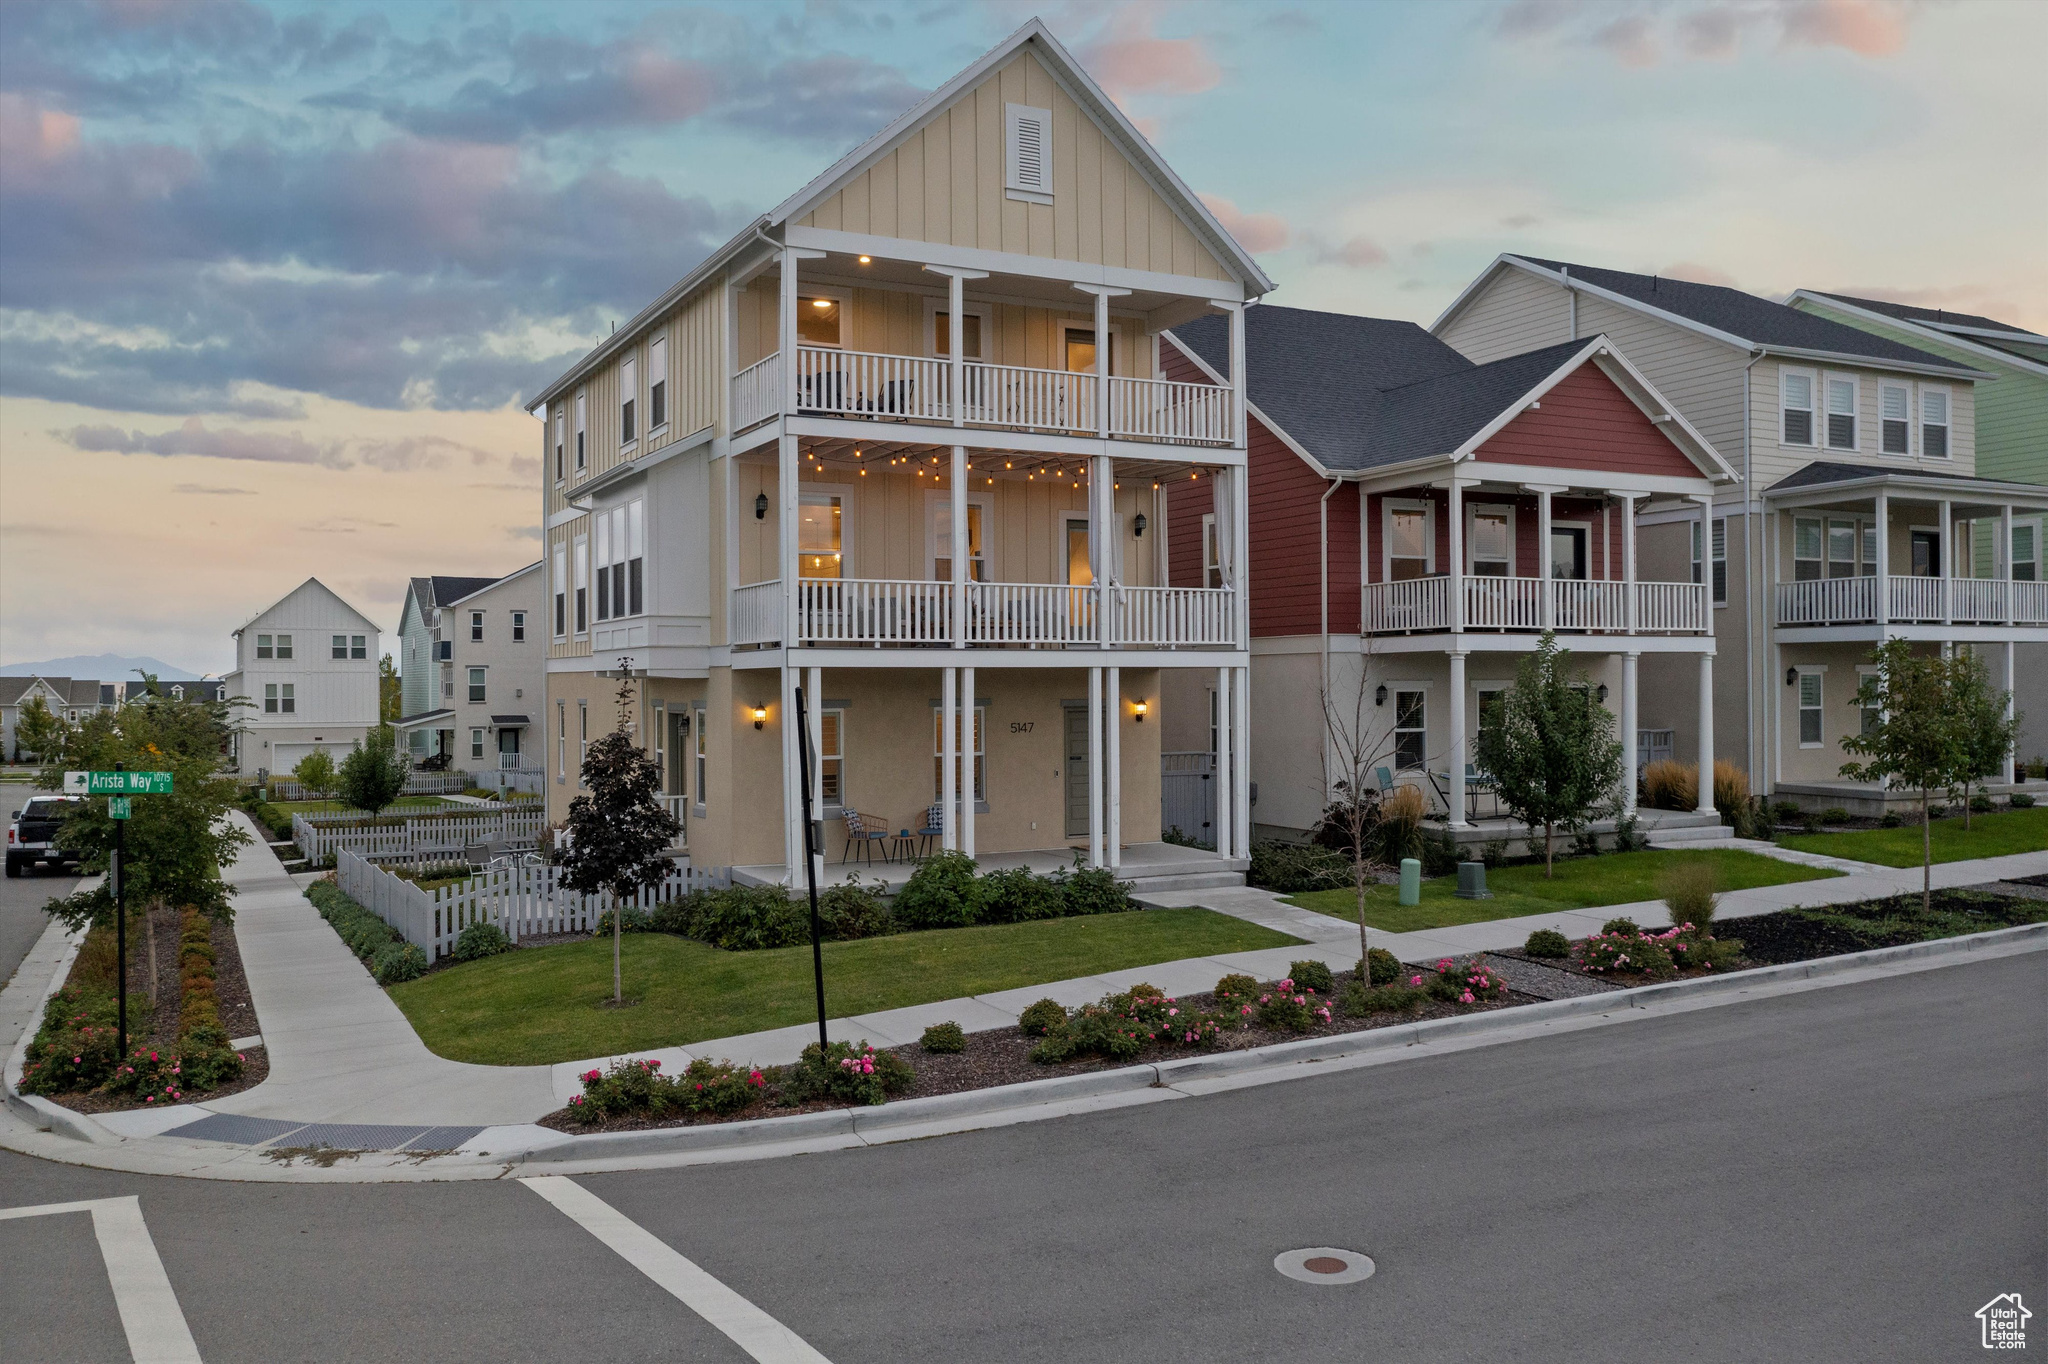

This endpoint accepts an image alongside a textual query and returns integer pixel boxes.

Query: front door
[497,727,520,759]
[1064,704,1092,839]
[1550,526,1588,580]
[1911,529,1941,576]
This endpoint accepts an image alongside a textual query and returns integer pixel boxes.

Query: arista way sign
[63,771,175,795]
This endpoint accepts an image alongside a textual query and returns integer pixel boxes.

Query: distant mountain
[0,654,205,681]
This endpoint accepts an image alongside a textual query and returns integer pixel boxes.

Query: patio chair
[1373,767,1396,795]
[462,842,492,872]
[916,803,945,858]
[841,810,889,865]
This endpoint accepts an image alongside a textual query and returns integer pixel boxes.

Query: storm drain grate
[273,1123,432,1151]
[163,1113,309,1146]
[405,1126,485,1151]
[1274,1247,1376,1285]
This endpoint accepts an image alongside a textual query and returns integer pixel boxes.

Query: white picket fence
[294,807,548,864]
[335,849,728,960]
[267,769,471,801]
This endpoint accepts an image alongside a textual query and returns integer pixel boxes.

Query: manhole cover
[1274,1247,1376,1284]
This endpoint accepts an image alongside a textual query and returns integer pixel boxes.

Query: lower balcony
[729,579,1237,650]
[1775,576,2048,628]
[1362,577,1708,637]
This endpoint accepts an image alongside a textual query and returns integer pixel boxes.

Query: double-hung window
[648,336,666,433]
[1797,671,1824,747]
[1880,382,1912,455]
[263,683,294,715]
[264,683,277,713]
[1692,517,1727,603]
[593,500,645,620]
[1781,371,1815,445]
[693,704,707,810]
[1386,502,1431,581]
[1921,388,1950,457]
[2013,522,2039,582]
[1827,519,1859,579]
[556,701,567,782]
[257,633,273,659]
[1201,514,1222,589]
[574,392,587,471]
[1393,690,1426,770]
[820,709,844,807]
[553,548,568,638]
[1858,671,1882,738]
[512,611,526,642]
[578,702,588,769]
[620,354,637,446]
[351,635,365,659]
[471,729,485,760]
[275,634,293,660]
[470,611,484,642]
[1861,522,1878,576]
[332,634,349,659]
[1469,507,1512,576]
[554,410,565,482]
[934,706,986,803]
[467,667,486,704]
[804,492,847,580]
[1793,517,1824,582]
[573,536,589,634]
[1825,375,1858,451]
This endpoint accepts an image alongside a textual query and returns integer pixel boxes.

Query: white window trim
[1381,497,1436,584]
[796,285,851,349]
[1822,371,1860,453]
[1200,512,1222,589]
[1059,321,1117,377]
[574,390,587,471]
[923,297,990,360]
[926,489,992,582]
[801,488,851,579]
[1058,509,1101,587]
[692,702,708,816]
[819,707,845,813]
[467,666,487,704]
[646,334,669,440]
[552,548,568,640]
[1465,502,1516,575]
[1548,517,1594,581]
[553,408,566,485]
[1780,366,1818,449]
[573,534,589,637]
[1004,102,1053,204]
[1390,686,1428,773]
[1919,383,1952,459]
[1795,665,1826,750]
[1877,380,1913,457]
[619,351,639,454]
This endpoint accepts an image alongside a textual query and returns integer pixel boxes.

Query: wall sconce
[1596,684,1609,704]
[752,705,768,730]
[1132,513,1148,539]
[1133,699,1148,722]
[1785,667,1798,686]
[1374,685,1388,707]
[754,492,768,520]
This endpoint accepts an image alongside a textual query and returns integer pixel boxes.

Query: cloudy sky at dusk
[1,0,2039,675]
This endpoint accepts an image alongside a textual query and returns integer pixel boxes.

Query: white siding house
[222,578,381,776]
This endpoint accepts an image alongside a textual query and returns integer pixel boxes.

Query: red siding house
[1162,305,1738,843]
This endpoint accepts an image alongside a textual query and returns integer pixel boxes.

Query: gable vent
[1005,103,1052,202]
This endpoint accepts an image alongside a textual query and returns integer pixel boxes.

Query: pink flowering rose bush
[567,1055,776,1124]
[1413,958,1510,1005]
[1030,982,1237,1063]
[1255,978,1333,1033]
[785,1039,914,1106]
[1576,920,1742,976]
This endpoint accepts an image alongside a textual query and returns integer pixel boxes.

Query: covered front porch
[733,838,1250,898]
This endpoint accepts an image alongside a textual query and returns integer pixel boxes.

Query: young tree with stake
[1474,632,1625,877]
[335,724,407,818]
[1320,656,1398,963]
[1947,648,2020,831]
[557,676,680,1005]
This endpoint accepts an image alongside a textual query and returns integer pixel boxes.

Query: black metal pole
[114,760,127,1060]
[793,687,828,1052]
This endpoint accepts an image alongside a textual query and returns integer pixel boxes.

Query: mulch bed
[540,974,1541,1136]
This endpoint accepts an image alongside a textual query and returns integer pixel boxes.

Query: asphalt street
[2,950,2042,1363]
[1,783,76,989]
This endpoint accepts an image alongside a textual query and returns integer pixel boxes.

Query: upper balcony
[730,578,1235,651]
[1363,577,1710,638]
[1775,576,2048,629]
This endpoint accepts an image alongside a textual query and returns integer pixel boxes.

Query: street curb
[2,906,99,1143]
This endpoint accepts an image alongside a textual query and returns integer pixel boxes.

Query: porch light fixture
[755,492,768,519]
[752,705,768,730]
[1134,699,1148,722]
[1786,667,1798,686]
[811,298,833,309]
[1375,685,1388,707]
[858,255,871,264]
[1596,684,1608,704]
[1133,513,1147,538]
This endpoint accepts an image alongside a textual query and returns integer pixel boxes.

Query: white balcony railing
[660,794,687,847]
[1778,575,2048,628]
[729,580,783,646]
[731,354,781,432]
[729,346,1236,446]
[1363,577,1710,637]
[732,578,1237,648]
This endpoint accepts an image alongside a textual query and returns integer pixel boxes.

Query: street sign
[63,771,174,795]
[108,797,132,820]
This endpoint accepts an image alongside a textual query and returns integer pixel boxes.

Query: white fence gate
[1161,751,1217,848]
[334,849,729,960]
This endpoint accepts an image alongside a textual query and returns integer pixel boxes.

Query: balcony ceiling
[769,250,1217,318]
[737,435,1219,488]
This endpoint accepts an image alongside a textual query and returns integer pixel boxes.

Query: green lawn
[1779,806,2048,868]
[390,909,1300,1066]
[1285,848,1844,934]
[271,796,451,815]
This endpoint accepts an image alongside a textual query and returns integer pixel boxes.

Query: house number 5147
[1009,721,1033,733]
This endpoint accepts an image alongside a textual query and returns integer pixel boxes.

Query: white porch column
[949,271,965,429]
[1448,478,1465,635]
[1073,284,1130,440]
[1092,454,1115,648]
[1536,486,1555,628]
[1227,302,1248,450]
[1233,664,1251,856]
[1087,666,1104,867]
[2003,641,2018,785]
[2001,501,2015,625]
[1213,667,1233,859]
[1622,652,1640,814]
[961,665,976,857]
[1696,652,1716,816]
[1448,651,1468,829]
[1939,497,1953,624]
[805,665,823,884]
[780,247,799,414]
[1622,493,1639,634]
[951,444,968,648]
[941,665,957,851]
[1106,665,1122,868]
[1874,489,1889,628]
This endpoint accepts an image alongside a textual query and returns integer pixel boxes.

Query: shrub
[969,866,1057,924]
[1643,760,1697,811]
[1410,957,1510,1005]
[1310,791,1381,856]
[892,851,982,929]
[2013,792,2037,809]
[680,1057,770,1115]
[1659,859,1719,932]
[1419,826,1461,877]
[372,941,428,984]
[1288,959,1335,994]
[1576,929,1676,977]
[1343,982,1427,1016]
[686,884,809,951]
[590,905,652,937]
[1059,864,1135,916]
[1018,998,1068,1038]
[1030,986,1217,1062]
[783,1040,913,1106]
[818,875,893,940]
[1569,825,1602,858]
[1247,840,1348,894]
[1480,838,1512,868]
[1712,760,1750,823]
[1256,978,1331,1033]
[306,880,403,961]
[1772,801,1802,823]
[16,983,142,1095]
[563,1056,772,1124]
[452,921,512,962]
[1377,784,1428,863]
[1213,973,1261,1007]
[1601,916,1640,936]
[1525,928,1570,958]
[1820,807,1851,825]
[1362,947,1401,986]
[1969,792,1995,813]
[1611,814,1648,853]
[920,1021,966,1053]
[1879,812,1903,828]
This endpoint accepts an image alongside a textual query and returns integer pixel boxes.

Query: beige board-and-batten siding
[797,50,1231,283]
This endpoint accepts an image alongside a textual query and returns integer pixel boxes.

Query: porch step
[1123,869,1246,896]
[1647,823,1735,846]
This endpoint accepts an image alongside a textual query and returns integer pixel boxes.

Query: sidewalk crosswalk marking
[522,1176,831,1364]
[0,1196,203,1363]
